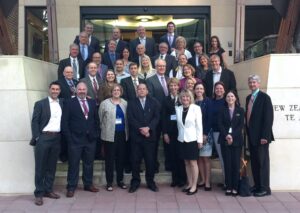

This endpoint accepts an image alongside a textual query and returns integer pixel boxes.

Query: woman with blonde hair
[176,89,203,195]
[171,36,192,60]
[138,55,156,80]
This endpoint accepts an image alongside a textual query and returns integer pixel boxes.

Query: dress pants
[34,133,61,197]
[131,139,156,187]
[156,121,172,171]
[67,136,96,191]
[169,133,186,184]
[223,145,242,190]
[104,131,126,185]
[249,143,270,193]
[213,132,225,181]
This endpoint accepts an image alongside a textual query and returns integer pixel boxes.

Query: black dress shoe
[204,186,212,191]
[148,184,159,192]
[225,190,232,196]
[186,189,198,195]
[253,191,271,197]
[128,185,138,193]
[182,187,191,193]
[44,192,60,199]
[66,190,74,198]
[250,186,258,193]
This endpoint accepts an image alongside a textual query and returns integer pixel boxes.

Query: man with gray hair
[77,31,94,66]
[246,74,274,197]
[104,27,128,54]
[57,43,84,80]
[129,25,156,59]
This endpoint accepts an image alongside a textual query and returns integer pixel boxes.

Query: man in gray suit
[146,59,170,172]
[31,81,63,206]
[80,62,102,106]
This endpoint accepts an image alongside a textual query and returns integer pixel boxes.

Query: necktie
[247,95,254,126]
[141,98,145,109]
[81,99,89,118]
[133,78,138,95]
[160,54,163,59]
[69,80,75,95]
[168,35,173,46]
[81,45,86,61]
[161,76,168,96]
[72,59,78,79]
[110,53,116,65]
[93,78,98,93]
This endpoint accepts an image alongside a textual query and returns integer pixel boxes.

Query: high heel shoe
[182,187,191,193]
[186,189,198,195]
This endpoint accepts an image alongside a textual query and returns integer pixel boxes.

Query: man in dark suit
[246,74,274,197]
[127,83,160,193]
[152,42,177,76]
[121,63,146,101]
[146,59,170,172]
[57,66,78,162]
[31,81,63,206]
[129,26,156,59]
[204,55,237,98]
[159,21,178,54]
[120,63,146,173]
[74,23,100,53]
[58,66,78,100]
[132,44,149,67]
[188,41,204,69]
[57,43,84,80]
[80,62,102,106]
[104,27,128,54]
[62,82,100,197]
[103,40,121,70]
[77,31,94,67]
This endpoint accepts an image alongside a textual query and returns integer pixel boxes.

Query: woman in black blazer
[162,78,186,187]
[218,90,244,196]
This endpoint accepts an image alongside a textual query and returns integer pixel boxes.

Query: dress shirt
[139,97,146,109]
[89,75,99,90]
[80,44,88,60]
[42,97,62,132]
[131,76,139,86]
[212,66,222,86]
[160,54,166,60]
[88,35,91,45]
[251,89,260,102]
[195,54,200,66]
[139,37,146,46]
[70,56,79,79]
[116,71,130,83]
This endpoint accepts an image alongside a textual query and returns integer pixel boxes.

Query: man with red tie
[246,74,274,197]
[62,82,100,197]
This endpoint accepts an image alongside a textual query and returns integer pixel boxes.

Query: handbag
[238,158,251,197]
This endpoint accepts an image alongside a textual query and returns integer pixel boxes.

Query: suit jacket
[146,74,169,105]
[104,39,128,54]
[58,78,78,99]
[31,97,63,143]
[159,34,178,54]
[61,97,99,144]
[188,55,200,69]
[120,76,146,101]
[129,37,157,59]
[162,95,180,135]
[176,104,203,143]
[218,105,244,147]
[74,35,100,53]
[151,54,177,76]
[127,95,160,142]
[102,52,121,70]
[79,76,102,100]
[246,91,274,145]
[204,68,237,98]
[57,57,84,80]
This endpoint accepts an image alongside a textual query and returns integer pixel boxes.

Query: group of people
[31,21,274,206]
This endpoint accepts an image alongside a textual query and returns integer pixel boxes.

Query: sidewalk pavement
[0,184,300,213]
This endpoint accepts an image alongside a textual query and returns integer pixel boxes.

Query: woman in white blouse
[176,89,203,195]
[171,36,192,60]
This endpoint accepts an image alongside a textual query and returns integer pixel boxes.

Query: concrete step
[54,159,223,186]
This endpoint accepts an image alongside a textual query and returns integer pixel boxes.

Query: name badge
[170,114,177,121]
[115,118,122,125]
[228,127,232,134]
